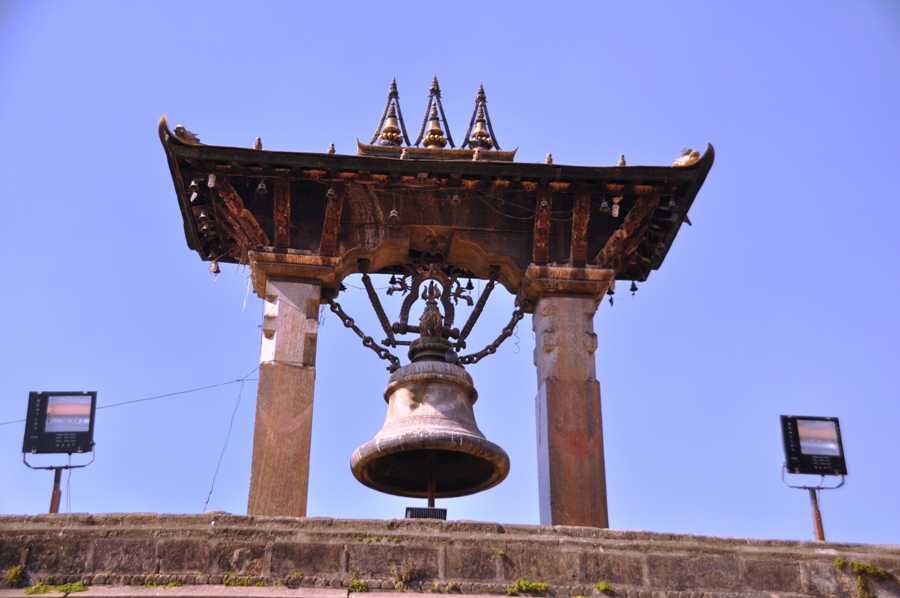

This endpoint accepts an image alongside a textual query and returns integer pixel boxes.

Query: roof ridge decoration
[414,76,455,148]
[461,83,501,151]
[369,77,412,147]
[356,78,517,161]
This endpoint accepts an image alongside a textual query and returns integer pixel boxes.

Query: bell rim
[350,430,510,499]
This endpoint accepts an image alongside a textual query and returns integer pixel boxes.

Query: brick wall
[0,515,897,597]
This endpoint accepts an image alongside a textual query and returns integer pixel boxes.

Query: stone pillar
[245,251,342,517]
[247,277,320,517]
[520,265,614,528]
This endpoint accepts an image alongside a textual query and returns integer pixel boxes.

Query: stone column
[246,251,342,517]
[247,277,320,517]
[520,266,614,528]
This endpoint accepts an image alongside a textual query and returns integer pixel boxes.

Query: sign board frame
[22,391,97,455]
[780,415,847,476]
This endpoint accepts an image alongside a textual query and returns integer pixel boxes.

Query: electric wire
[203,366,258,512]
[0,376,259,428]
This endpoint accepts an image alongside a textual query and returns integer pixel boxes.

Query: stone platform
[0,515,897,598]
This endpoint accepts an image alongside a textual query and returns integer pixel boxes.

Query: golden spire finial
[462,84,500,150]
[469,106,493,149]
[414,76,454,148]
[422,101,448,148]
[377,101,404,146]
[370,78,410,146]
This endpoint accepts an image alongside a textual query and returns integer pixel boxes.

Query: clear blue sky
[1,1,898,545]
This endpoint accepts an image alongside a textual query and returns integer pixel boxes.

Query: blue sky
[1,1,898,544]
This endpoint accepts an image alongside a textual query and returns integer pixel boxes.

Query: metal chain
[458,301,529,365]
[324,294,401,372]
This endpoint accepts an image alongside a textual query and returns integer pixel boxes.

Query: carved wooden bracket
[594,191,662,271]
[215,177,269,251]
[570,191,591,268]
[273,179,291,248]
[533,188,552,264]
[319,184,345,257]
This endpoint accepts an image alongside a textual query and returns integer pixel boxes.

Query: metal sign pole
[49,468,62,514]
[808,488,826,542]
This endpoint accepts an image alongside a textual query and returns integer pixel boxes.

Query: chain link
[324,294,401,372]
[458,301,528,365]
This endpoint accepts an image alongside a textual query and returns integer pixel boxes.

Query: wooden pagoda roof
[158,115,714,296]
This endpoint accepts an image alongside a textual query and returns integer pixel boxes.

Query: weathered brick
[270,542,343,576]
[445,546,498,580]
[742,558,800,592]
[346,544,438,580]
[801,560,841,596]
[210,541,266,575]
[92,539,156,574]
[500,547,581,584]
[580,551,643,585]
[0,539,22,569]
[25,539,88,573]
[158,539,210,573]
[646,555,740,591]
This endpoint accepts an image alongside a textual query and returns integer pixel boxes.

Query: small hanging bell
[208,260,220,274]
[389,208,400,226]
[390,275,398,285]
[599,197,610,213]
[465,278,474,291]
[630,281,638,295]
[256,180,267,195]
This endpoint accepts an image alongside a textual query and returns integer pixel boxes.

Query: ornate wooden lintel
[319,183,344,257]
[594,191,662,271]
[533,188,552,264]
[215,177,269,252]
[273,179,291,248]
[570,191,591,268]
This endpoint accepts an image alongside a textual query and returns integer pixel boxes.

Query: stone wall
[0,515,897,598]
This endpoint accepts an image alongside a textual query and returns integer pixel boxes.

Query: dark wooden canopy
[159,115,713,295]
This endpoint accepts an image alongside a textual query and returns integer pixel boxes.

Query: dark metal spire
[414,75,455,148]
[369,77,411,146]
[461,83,501,151]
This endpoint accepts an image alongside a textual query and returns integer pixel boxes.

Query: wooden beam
[273,179,291,248]
[570,191,591,268]
[533,188,552,264]
[319,184,344,257]
[215,177,269,250]
[594,193,661,271]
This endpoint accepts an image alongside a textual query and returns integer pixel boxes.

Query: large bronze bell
[350,282,510,499]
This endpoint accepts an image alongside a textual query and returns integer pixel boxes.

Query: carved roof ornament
[369,77,412,147]
[461,84,501,151]
[421,102,449,149]
[356,79,516,160]
[414,76,455,148]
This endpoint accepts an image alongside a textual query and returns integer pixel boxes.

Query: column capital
[518,265,615,312]
[249,250,342,299]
